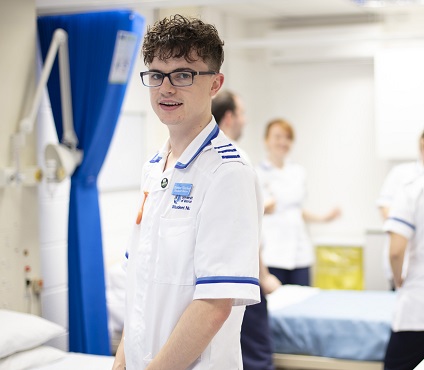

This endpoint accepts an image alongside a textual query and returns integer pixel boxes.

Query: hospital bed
[0,309,114,370]
[267,285,396,370]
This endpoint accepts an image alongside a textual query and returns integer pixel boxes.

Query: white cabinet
[364,230,391,291]
[374,47,424,160]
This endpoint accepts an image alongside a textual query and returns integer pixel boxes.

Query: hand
[261,273,282,295]
[112,361,125,370]
[394,277,404,289]
[324,207,341,222]
[264,199,276,214]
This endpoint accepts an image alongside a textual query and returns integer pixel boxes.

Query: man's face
[231,95,246,141]
[147,53,222,131]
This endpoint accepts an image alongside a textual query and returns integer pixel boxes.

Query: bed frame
[274,353,383,370]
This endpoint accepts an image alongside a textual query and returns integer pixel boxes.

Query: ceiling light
[353,0,424,6]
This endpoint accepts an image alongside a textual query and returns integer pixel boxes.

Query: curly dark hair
[142,14,224,72]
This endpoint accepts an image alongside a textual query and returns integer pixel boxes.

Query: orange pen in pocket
[136,191,149,225]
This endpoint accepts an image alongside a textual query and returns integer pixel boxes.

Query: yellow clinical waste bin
[313,245,364,290]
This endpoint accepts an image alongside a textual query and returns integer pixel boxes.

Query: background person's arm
[112,329,125,370]
[146,298,232,370]
[389,232,408,288]
[302,207,341,223]
[259,253,281,294]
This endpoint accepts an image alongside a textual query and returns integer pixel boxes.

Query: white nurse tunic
[123,118,262,369]
[384,173,424,332]
[255,160,312,270]
[377,161,424,280]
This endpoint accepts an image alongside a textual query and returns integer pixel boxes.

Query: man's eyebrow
[148,67,195,73]
[172,68,195,72]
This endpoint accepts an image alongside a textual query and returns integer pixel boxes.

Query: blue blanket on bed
[269,290,396,361]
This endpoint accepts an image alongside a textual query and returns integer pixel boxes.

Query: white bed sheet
[267,285,320,311]
[32,352,115,370]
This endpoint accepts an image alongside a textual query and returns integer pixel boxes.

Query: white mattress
[32,352,115,369]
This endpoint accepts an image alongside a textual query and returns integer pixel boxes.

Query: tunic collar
[149,117,219,170]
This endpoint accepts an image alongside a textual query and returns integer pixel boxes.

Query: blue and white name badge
[172,183,193,197]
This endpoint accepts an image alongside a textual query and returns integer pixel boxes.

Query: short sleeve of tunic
[383,184,416,240]
[193,162,261,306]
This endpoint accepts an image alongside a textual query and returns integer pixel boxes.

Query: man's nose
[160,75,175,90]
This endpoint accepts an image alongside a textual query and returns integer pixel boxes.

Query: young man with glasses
[112,15,262,370]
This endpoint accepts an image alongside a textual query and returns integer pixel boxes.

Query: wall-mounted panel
[375,47,424,160]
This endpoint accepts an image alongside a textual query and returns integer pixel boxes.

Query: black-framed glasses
[140,70,217,87]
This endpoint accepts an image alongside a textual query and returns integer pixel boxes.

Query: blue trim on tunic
[214,143,233,150]
[389,217,416,231]
[218,149,237,154]
[222,155,241,159]
[175,124,220,169]
[196,276,260,286]
[149,152,162,163]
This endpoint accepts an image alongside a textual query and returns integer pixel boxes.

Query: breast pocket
[155,217,196,285]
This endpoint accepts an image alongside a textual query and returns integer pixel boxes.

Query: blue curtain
[38,10,144,355]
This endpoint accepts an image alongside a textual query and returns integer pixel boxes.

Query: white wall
[215,17,423,246]
[0,0,41,314]
[260,60,387,241]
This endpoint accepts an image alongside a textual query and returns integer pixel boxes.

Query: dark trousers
[384,330,424,370]
[241,289,275,370]
[268,266,310,286]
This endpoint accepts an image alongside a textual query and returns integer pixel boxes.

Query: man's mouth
[160,101,182,107]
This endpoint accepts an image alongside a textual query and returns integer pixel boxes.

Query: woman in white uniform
[377,130,424,289]
[256,118,339,286]
[383,173,424,370]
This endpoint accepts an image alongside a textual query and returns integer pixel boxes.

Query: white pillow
[0,310,66,358]
[0,346,66,370]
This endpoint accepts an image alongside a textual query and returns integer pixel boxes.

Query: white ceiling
[212,0,369,19]
[35,0,424,19]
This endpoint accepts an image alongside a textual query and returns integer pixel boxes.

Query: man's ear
[211,73,224,96]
